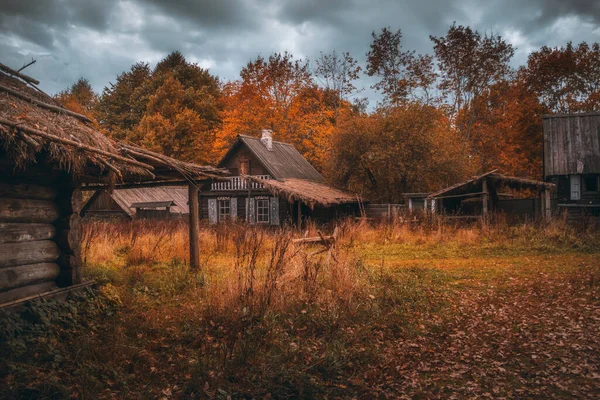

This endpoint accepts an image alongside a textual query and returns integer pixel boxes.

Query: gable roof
[218,135,324,182]
[83,186,189,216]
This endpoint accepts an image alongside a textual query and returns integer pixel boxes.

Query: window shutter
[270,197,280,225]
[230,197,237,219]
[208,198,217,224]
[248,197,256,224]
[570,175,581,200]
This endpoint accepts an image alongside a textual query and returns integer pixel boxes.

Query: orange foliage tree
[328,103,474,201]
[214,52,339,169]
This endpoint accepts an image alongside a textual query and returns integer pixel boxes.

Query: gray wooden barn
[543,112,600,219]
[0,63,227,307]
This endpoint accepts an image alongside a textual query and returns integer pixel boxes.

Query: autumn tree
[96,52,221,163]
[56,78,98,121]
[329,104,473,201]
[314,50,362,115]
[216,52,337,169]
[431,23,514,140]
[465,78,545,177]
[521,41,600,113]
[96,62,152,140]
[366,28,436,105]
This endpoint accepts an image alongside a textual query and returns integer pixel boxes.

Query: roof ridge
[238,134,295,146]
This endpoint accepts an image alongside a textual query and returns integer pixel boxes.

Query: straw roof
[428,170,554,199]
[0,63,228,185]
[247,176,359,208]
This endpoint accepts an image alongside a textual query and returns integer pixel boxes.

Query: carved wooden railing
[211,175,270,191]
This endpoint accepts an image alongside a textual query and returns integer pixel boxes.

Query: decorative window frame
[255,198,270,224]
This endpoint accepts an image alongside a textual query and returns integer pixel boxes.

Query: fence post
[188,184,200,270]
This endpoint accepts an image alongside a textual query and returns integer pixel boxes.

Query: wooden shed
[427,170,554,220]
[543,112,600,219]
[0,63,228,306]
[81,186,189,220]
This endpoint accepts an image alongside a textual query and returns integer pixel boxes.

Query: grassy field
[1,219,600,399]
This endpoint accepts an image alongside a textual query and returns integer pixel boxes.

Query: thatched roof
[247,176,358,208]
[0,63,228,185]
[428,170,554,199]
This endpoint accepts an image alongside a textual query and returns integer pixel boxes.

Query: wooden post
[482,179,489,216]
[188,184,200,270]
[297,201,302,231]
[408,198,413,212]
[544,188,551,221]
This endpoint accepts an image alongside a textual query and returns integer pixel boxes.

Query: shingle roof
[85,186,189,216]
[219,135,324,182]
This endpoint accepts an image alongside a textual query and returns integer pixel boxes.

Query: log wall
[0,176,80,304]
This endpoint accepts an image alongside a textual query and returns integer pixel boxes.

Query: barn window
[218,199,230,221]
[570,175,581,200]
[583,175,598,193]
[256,198,270,223]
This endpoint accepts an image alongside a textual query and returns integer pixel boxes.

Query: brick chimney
[261,129,273,151]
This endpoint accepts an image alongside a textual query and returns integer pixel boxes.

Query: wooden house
[82,186,189,220]
[0,63,227,306]
[200,130,359,227]
[427,170,554,220]
[543,112,600,219]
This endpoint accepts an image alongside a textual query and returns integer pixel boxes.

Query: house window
[218,199,230,221]
[570,175,581,200]
[584,175,598,193]
[239,159,249,175]
[256,198,270,224]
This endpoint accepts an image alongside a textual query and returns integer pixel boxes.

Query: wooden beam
[544,188,552,221]
[0,62,40,85]
[188,184,200,270]
[431,191,486,200]
[0,84,91,123]
[297,201,302,231]
[482,179,489,216]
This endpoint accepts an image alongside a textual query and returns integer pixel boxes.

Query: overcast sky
[2,0,599,103]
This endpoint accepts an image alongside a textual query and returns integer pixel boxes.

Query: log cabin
[200,130,359,227]
[543,112,600,220]
[81,186,189,220]
[0,63,228,306]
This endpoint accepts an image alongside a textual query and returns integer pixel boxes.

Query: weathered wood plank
[0,198,60,223]
[0,281,57,304]
[543,118,552,177]
[188,184,200,270]
[0,263,60,292]
[0,240,60,268]
[0,182,57,200]
[0,223,56,244]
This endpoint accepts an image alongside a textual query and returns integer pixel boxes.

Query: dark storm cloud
[0,0,598,97]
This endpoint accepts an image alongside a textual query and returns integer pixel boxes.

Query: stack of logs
[0,179,81,304]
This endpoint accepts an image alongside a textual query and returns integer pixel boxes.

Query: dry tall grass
[4,217,599,398]
[82,216,598,317]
